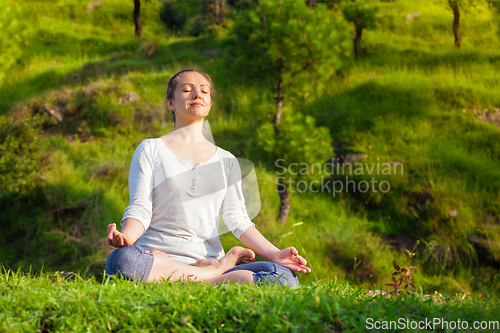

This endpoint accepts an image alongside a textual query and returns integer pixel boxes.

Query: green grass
[0,269,498,333]
[1,0,500,306]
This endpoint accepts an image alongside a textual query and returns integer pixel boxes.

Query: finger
[113,230,123,247]
[107,224,116,241]
[118,233,124,246]
[107,223,116,233]
[123,236,132,247]
[289,247,299,256]
[297,255,307,265]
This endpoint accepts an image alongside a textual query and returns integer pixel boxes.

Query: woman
[105,69,311,287]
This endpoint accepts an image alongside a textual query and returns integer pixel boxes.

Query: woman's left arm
[239,225,311,274]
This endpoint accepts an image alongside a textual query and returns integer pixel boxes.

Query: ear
[166,99,174,110]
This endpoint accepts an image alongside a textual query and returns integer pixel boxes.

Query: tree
[208,0,227,25]
[228,0,350,223]
[447,0,485,49]
[254,112,333,223]
[340,0,378,61]
[448,0,461,48]
[134,0,142,37]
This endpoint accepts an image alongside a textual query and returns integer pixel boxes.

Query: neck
[171,119,206,142]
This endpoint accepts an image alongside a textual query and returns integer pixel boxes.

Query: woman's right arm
[107,140,155,247]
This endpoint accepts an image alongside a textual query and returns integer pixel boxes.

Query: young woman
[105,69,311,287]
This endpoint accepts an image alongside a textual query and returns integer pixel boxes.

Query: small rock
[405,11,421,24]
[118,92,140,105]
[203,49,220,58]
[86,0,101,13]
[40,104,64,124]
[389,161,403,167]
[448,209,459,218]
[474,108,500,127]
[82,82,105,97]
[344,153,368,166]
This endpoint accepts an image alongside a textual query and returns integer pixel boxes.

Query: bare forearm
[120,218,145,244]
[239,226,280,261]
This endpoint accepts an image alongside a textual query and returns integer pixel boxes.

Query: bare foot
[194,246,255,271]
[194,259,214,268]
[221,246,255,271]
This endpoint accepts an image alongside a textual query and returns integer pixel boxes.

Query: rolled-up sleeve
[221,156,255,239]
[121,139,154,231]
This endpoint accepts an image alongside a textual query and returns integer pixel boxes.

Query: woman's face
[167,71,212,122]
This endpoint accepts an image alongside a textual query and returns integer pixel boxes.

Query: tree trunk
[134,0,142,37]
[277,182,291,224]
[449,1,461,48]
[273,57,289,223]
[213,0,220,24]
[354,26,362,61]
[273,57,284,136]
[219,0,226,25]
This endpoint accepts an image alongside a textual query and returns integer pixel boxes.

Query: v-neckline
[157,138,219,168]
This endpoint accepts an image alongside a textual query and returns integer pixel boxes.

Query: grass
[1,0,500,307]
[0,268,498,333]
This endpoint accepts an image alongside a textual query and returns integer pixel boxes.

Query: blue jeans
[105,245,299,287]
[222,261,299,287]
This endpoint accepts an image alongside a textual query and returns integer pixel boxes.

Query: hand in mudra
[271,247,311,274]
[107,223,133,247]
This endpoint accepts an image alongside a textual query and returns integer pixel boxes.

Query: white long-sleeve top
[121,138,255,265]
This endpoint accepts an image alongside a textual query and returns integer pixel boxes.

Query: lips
[190,102,203,106]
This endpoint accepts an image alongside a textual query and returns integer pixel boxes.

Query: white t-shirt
[121,138,255,265]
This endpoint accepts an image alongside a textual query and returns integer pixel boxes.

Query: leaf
[393,261,400,271]
[392,271,399,276]
[392,276,396,282]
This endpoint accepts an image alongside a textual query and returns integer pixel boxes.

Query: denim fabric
[222,261,299,288]
[105,245,154,282]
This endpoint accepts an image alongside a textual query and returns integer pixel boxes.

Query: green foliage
[253,110,332,184]
[0,2,35,85]
[227,0,351,99]
[160,0,208,36]
[386,241,419,292]
[341,0,379,31]
[0,114,51,196]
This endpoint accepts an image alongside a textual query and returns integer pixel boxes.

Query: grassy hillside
[1,0,500,301]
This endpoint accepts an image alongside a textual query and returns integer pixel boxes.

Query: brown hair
[166,69,214,123]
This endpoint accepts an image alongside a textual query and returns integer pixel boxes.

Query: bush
[159,0,208,36]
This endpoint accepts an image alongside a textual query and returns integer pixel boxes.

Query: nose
[192,86,203,99]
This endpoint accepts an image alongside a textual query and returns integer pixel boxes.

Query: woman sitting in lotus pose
[105,69,311,287]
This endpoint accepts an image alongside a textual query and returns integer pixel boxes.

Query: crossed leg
[145,246,256,285]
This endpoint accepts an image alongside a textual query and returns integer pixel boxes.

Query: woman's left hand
[270,247,312,273]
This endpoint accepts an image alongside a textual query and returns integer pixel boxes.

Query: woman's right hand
[107,223,133,247]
